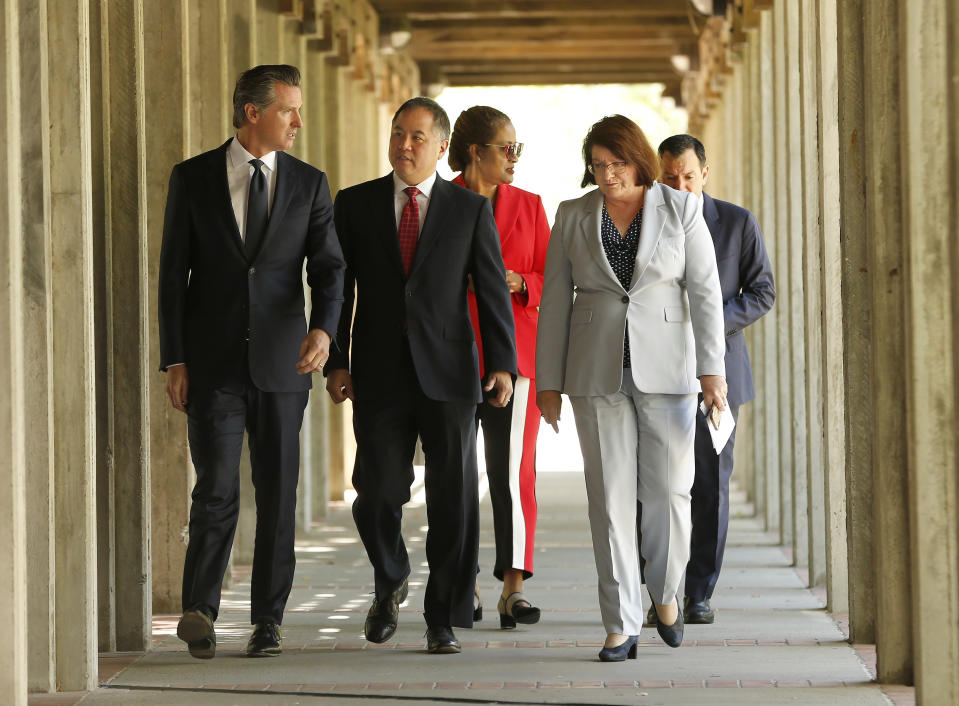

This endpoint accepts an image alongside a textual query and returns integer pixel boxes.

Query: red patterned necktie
[398,186,420,277]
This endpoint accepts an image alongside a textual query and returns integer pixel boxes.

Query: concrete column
[225,0,256,135]
[798,0,826,586]
[144,0,191,616]
[47,0,98,690]
[815,0,848,614]
[744,29,765,519]
[901,0,959,701]
[783,0,809,571]
[17,0,55,692]
[100,0,152,651]
[772,0,793,550]
[757,9,780,534]
[0,1,28,702]
[256,0,280,64]
[189,0,226,155]
[863,0,912,684]
[89,0,114,656]
[835,0,875,643]
[303,34,331,523]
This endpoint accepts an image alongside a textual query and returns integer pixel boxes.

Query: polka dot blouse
[600,203,643,369]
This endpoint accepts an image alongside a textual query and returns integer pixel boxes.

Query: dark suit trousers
[684,403,740,602]
[351,344,479,628]
[182,368,308,625]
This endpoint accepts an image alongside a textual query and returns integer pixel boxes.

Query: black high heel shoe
[598,635,638,662]
[473,589,483,622]
[655,600,685,648]
[497,592,541,629]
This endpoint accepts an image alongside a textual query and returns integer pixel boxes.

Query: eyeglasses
[484,142,524,159]
[588,161,628,175]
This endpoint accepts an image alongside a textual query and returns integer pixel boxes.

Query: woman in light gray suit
[536,115,727,661]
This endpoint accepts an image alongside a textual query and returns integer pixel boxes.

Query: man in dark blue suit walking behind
[650,134,776,625]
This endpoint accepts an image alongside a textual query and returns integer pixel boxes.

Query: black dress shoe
[655,601,685,648]
[177,606,216,660]
[425,625,461,654]
[364,578,408,643]
[246,620,282,657]
[684,597,715,624]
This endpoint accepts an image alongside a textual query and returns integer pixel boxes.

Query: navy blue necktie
[245,158,268,259]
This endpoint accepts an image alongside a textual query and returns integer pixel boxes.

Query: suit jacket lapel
[253,151,296,261]
[209,139,247,261]
[579,189,622,289]
[492,183,519,251]
[630,184,668,289]
[376,174,406,277]
[702,192,721,241]
[408,174,452,279]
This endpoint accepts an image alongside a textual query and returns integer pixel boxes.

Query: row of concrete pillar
[0,0,414,701]
[688,2,958,703]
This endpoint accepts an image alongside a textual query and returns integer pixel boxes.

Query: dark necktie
[398,186,420,277]
[245,158,268,259]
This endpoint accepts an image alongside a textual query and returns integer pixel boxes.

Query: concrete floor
[37,458,913,706]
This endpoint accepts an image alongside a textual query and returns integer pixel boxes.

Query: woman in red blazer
[449,106,550,629]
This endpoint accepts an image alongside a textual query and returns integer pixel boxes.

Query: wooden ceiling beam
[445,71,683,88]
[369,0,691,20]
[409,42,694,61]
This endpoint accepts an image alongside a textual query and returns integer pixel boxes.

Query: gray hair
[392,97,451,141]
[232,64,301,129]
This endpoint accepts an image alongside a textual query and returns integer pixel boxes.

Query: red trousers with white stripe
[476,375,540,580]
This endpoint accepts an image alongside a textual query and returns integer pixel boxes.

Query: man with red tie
[325,97,516,654]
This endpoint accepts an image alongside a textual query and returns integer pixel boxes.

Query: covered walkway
[40,470,907,705]
[2,1,957,705]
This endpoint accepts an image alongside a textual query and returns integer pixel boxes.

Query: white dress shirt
[228,136,278,241]
[392,170,436,232]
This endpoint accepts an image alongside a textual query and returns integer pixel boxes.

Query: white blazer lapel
[630,183,668,289]
[579,189,623,289]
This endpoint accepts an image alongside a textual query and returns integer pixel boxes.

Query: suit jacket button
[621,295,629,303]
[249,267,255,276]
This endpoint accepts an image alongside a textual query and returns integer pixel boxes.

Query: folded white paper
[699,401,736,454]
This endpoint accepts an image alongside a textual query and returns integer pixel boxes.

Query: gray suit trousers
[570,372,696,635]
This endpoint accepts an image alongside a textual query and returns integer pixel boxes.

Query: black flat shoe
[655,602,685,648]
[177,606,216,660]
[246,620,281,657]
[364,578,408,643]
[497,591,541,629]
[684,597,715,624]
[425,625,461,654]
[598,635,638,662]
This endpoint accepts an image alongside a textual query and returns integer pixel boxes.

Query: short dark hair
[581,115,658,189]
[448,106,511,172]
[658,134,707,167]
[392,97,451,141]
[232,64,301,129]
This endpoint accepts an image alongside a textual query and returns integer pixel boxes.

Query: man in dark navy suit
[326,97,516,654]
[158,64,345,658]
[647,134,776,625]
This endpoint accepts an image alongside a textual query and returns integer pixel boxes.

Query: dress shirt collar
[229,135,277,173]
[393,170,437,199]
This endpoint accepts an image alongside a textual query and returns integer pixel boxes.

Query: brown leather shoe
[246,621,282,657]
[177,606,216,660]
